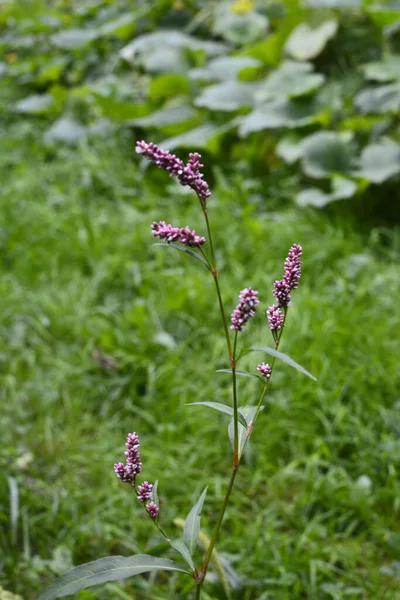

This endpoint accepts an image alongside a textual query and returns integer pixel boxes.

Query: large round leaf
[213,6,269,44]
[128,106,195,128]
[189,56,260,82]
[362,54,400,83]
[354,139,400,183]
[296,176,357,207]
[285,20,338,61]
[255,60,325,103]
[300,131,354,178]
[355,83,400,114]
[195,81,259,111]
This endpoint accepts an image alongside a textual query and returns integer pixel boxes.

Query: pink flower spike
[257,363,272,378]
[146,502,159,519]
[230,288,260,332]
[150,221,206,247]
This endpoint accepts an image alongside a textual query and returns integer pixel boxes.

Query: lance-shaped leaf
[152,480,159,509]
[153,243,210,269]
[228,406,264,454]
[169,539,196,572]
[186,401,247,428]
[38,555,190,600]
[216,369,262,381]
[183,487,208,556]
[249,346,317,381]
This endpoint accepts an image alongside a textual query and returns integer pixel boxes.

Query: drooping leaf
[195,81,259,111]
[285,20,338,61]
[153,243,210,270]
[354,139,400,183]
[361,54,400,83]
[38,555,190,600]
[128,106,195,128]
[189,56,260,82]
[255,61,324,103]
[300,131,354,178]
[44,117,87,145]
[183,487,208,556]
[213,7,269,45]
[249,346,317,381]
[169,540,196,572]
[355,83,400,114]
[14,94,54,114]
[186,401,233,417]
[216,369,261,380]
[296,176,358,207]
[50,28,98,50]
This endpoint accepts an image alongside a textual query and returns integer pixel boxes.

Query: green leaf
[276,134,305,164]
[249,346,317,381]
[195,81,259,111]
[50,28,98,50]
[189,56,260,82]
[100,14,137,40]
[183,487,208,556]
[362,54,400,82]
[14,94,54,114]
[160,124,219,151]
[354,139,400,183]
[355,83,400,114]
[213,7,269,45]
[216,369,261,380]
[38,555,190,600]
[255,61,325,103]
[296,176,358,207]
[153,243,210,270]
[169,540,196,572]
[152,480,159,509]
[285,20,338,61]
[300,131,353,178]
[186,401,233,417]
[44,117,87,145]
[228,405,263,453]
[128,106,195,128]
[238,96,329,135]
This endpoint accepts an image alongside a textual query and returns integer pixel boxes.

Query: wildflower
[257,363,272,378]
[151,221,206,247]
[137,481,153,502]
[136,141,211,205]
[114,432,142,484]
[267,304,284,331]
[146,502,160,518]
[230,288,260,332]
[273,280,291,308]
[283,244,302,291]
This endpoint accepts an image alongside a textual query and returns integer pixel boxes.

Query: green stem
[232,331,239,465]
[195,583,201,600]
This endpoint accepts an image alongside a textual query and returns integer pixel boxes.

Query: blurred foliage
[1,0,400,213]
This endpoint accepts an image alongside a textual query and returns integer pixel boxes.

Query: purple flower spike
[230,287,260,332]
[137,481,153,502]
[146,502,159,519]
[114,432,142,484]
[273,280,291,308]
[150,222,206,247]
[283,244,302,291]
[136,141,211,205]
[267,304,284,331]
[257,363,272,378]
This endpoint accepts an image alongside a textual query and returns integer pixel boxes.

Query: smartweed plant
[38,142,316,600]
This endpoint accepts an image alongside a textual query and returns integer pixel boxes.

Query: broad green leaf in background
[50,28,98,50]
[354,139,400,183]
[249,346,317,380]
[365,5,400,29]
[160,123,220,151]
[14,94,54,114]
[128,106,195,128]
[195,81,259,111]
[100,13,137,39]
[285,20,338,61]
[355,83,400,114]
[38,555,190,600]
[189,56,260,81]
[44,116,87,145]
[361,54,400,82]
[149,74,190,101]
[183,487,208,556]
[255,61,325,103]
[238,95,330,135]
[299,131,353,178]
[276,133,305,164]
[213,5,269,45]
[296,176,358,207]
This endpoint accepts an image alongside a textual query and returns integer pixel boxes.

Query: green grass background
[1,121,400,600]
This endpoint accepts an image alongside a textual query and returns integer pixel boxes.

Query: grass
[1,116,400,600]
